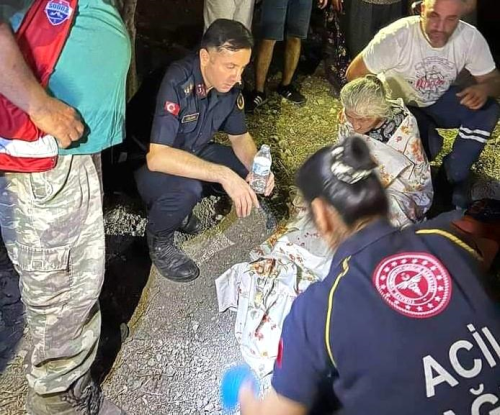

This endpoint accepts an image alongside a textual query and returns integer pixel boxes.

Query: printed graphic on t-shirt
[410,57,456,104]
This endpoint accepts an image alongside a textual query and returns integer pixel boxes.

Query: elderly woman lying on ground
[216,76,433,377]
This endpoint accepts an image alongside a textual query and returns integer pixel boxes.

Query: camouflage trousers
[0,155,105,395]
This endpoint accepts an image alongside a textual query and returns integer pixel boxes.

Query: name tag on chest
[181,113,199,123]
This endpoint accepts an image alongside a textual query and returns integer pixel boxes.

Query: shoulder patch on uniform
[372,252,452,319]
[237,93,244,110]
[183,83,194,96]
[164,101,180,117]
[178,75,195,97]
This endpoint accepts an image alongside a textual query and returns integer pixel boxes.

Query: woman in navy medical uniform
[239,135,500,415]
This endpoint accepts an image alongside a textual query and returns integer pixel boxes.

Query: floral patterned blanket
[216,199,332,377]
[216,102,433,376]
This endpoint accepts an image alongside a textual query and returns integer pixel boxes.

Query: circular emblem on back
[372,252,452,319]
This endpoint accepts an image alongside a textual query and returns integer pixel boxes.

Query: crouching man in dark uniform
[134,19,275,283]
[239,136,500,415]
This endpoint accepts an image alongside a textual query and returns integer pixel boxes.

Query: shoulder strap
[415,228,482,262]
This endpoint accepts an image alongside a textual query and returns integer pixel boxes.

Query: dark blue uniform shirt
[150,54,247,154]
[272,219,500,415]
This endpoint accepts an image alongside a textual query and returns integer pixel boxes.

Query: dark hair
[296,136,388,226]
[201,19,254,52]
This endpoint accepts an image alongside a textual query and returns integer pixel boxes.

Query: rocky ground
[1,71,499,414]
[101,206,275,415]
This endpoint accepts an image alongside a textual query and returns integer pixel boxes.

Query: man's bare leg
[277,36,306,104]
[255,39,276,93]
[282,36,301,86]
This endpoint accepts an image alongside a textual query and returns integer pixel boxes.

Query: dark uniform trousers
[408,86,500,184]
[134,142,248,237]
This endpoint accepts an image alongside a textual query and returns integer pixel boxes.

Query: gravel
[100,205,275,415]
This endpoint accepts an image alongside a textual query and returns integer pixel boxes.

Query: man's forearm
[147,144,232,184]
[0,21,48,115]
[229,132,258,171]
[482,76,500,98]
[346,54,372,81]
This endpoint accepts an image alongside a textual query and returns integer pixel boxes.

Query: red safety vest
[0,0,77,172]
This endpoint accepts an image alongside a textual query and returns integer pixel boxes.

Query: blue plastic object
[220,364,259,411]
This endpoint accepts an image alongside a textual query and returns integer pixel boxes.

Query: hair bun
[342,135,377,171]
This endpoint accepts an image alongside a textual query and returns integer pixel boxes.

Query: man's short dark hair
[201,19,254,52]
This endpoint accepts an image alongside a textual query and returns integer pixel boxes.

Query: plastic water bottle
[250,145,272,194]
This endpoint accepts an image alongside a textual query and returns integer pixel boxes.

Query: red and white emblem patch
[372,252,452,319]
[164,101,180,117]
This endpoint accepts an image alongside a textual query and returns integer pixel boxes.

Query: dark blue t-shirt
[272,219,500,415]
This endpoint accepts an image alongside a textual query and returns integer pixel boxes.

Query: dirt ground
[1,2,500,412]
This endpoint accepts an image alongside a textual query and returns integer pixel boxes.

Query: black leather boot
[147,231,200,282]
[178,213,203,235]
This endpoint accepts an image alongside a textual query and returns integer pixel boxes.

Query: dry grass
[247,74,500,191]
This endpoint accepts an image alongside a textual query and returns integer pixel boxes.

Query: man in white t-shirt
[203,0,255,31]
[346,0,500,208]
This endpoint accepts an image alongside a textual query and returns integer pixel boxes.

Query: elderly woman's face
[345,110,382,135]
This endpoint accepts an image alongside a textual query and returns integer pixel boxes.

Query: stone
[132,379,143,390]
[166,365,176,377]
